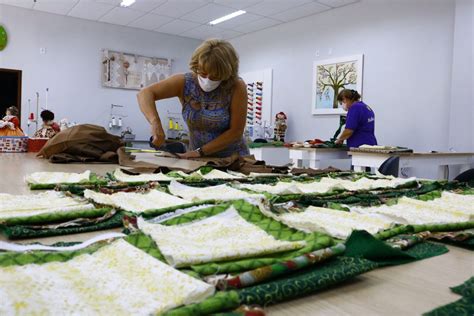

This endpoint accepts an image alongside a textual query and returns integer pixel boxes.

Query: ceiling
[0,0,359,40]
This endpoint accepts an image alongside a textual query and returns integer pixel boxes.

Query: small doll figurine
[273,111,287,142]
[0,106,24,136]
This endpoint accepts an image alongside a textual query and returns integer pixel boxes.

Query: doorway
[0,68,22,123]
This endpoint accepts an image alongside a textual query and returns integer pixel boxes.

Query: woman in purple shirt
[335,89,377,148]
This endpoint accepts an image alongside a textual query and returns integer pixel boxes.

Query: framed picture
[312,54,364,115]
[101,49,172,90]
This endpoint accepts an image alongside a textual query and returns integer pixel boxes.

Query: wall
[231,0,456,152]
[448,0,473,152]
[0,4,200,139]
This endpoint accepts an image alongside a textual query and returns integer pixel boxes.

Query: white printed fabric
[138,207,306,267]
[113,168,175,182]
[25,170,91,184]
[351,193,473,225]
[190,169,245,180]
[84,189,190,213]
[0,191,95,220]
[168,181,264,202]
[275,206,394,239]
[238,176,417,195]
[0,239,215,315]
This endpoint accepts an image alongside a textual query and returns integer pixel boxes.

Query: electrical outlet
[315,50,320,57]
[39,47,47,54]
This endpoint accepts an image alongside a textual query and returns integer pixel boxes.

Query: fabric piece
[168,181,264,202]
[84,189,190,213]
[0,239,214,315]
[276,206,394,239]
[0,191,95,222]
[163,291,241,316]
[25,170,91,185]
[112,168,175,182]
[216,243,346,290]
[385,232,431,250]
[1,212,124,240]
[352,195,472,225]
[424,276,474,316]
[0,232,125,252]
[182,72,249,157]
[452,276,474,297]
[138,207,306,267]
[158,200,334,275]
[423,296,474,316]
[345,230,449,266]
[37,124,122,163]
[191,169,245,180]
[239,176,417,195]
[238,256,378,307]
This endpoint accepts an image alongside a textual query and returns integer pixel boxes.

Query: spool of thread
[118,117,122,127]
[111,117,116,126]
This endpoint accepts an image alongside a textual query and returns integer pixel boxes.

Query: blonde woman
[137,39,249,158]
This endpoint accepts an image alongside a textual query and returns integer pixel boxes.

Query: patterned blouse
[182,73,249,158]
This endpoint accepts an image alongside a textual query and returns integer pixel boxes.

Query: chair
[454,168,474,183]
[378,156,400,177]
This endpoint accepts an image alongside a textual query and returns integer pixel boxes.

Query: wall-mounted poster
[312,54,364,115]
[101,49,172,90]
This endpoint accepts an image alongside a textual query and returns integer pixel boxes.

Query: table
[289,147,351,169]
[349,151,474,179]
[249,146,290,166]
[0,153,472,315]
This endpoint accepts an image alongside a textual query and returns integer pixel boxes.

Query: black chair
[378,156,400,177]
[149,136,186,154]
[454,168,474,183]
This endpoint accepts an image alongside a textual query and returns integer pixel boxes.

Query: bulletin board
[101,49,172,90]
[241,68,273,126]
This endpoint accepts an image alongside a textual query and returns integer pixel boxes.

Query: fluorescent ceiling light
[209,10,246,25]
[120,0,136,7]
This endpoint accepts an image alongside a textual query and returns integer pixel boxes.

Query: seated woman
[0,106,24,136]
[335,89,377,148]
[137,39,249,158]
[34,110,60,138]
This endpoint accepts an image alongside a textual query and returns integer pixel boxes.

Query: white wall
[0,4,200,139]
[232,0,456,152]
[448,0,473,152]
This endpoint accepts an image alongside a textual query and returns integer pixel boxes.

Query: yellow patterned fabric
[0,240,214,315]
[25,171,91,184]
[191,169,245,180]
[84,189,190,213]
[138,207,306,267]
[238,176,416,195]
[0,191,95,220]
[352,194,473,225]
[275,206,394,239]
[168,181,264,202]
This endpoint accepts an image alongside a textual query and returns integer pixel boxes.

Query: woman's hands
[150,120,165,148]
[177,150,200,159]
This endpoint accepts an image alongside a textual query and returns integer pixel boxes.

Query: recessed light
[120,0,136,7]
[209,10,246,25]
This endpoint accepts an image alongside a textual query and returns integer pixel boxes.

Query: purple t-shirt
[345,101,377,148]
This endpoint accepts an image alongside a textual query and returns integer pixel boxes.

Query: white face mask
[198,75,221,92]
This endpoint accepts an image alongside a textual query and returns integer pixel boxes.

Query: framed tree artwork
[312,54,364,115]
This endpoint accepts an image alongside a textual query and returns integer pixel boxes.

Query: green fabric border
[1,212,124,240]
[0,207,112,226]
